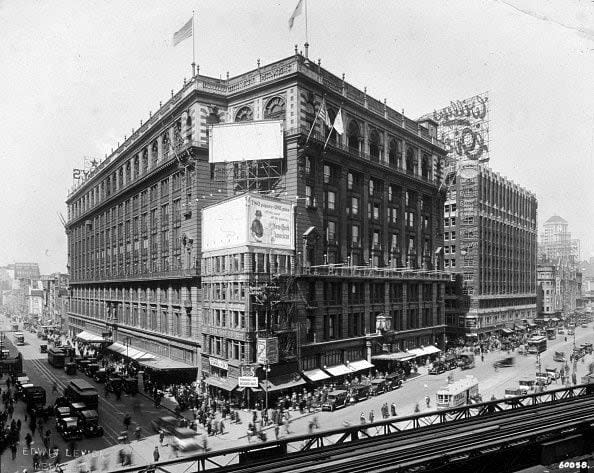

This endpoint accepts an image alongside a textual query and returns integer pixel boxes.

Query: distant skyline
[0,0,592,274]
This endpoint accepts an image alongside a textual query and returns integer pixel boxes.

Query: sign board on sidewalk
[238,376,259,388]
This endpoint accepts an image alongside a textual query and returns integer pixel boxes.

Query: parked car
[321,390,348,412]
[385,373,403,390]
[429,362,447,375]
[65,362,77,375]
[348,384,371,403]
[40,344,48,354]
[369,378,387,396]
[94,368,107,383]
[504,386,528,398]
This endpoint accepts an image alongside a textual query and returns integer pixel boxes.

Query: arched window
[406,147,416,174]
[263,96,286,121]
[369,129,380,159]
[235,106,253,122]
[347,120,360,152]
[174,120,183,148]
[151,141,158,163]
[388,139,398,167]
[421,154,431,179]
[162,132,170,157]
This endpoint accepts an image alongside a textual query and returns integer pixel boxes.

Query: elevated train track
[111,383,594,473]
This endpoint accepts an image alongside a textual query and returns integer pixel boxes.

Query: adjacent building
[443,166,538,340]
[65,51,451,389]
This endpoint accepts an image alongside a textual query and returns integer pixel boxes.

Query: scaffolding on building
[210,159,286,197]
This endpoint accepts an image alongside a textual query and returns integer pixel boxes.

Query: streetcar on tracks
[48,347,66,368]
[526,335,547,354]
[13,332,24,346]
[436,376,480,409]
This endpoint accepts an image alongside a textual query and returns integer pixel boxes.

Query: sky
[0,0,593,274]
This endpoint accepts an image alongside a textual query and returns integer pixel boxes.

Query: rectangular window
[305,185,313,207]
[323,165,330,184]
[369,179,374,196]
[347,172,353,190]
[373,203,380,220]
[351,225,359,245]
[327,221,336,241]
[351,197,359,215]
[305,157,312,175]
[326,191,336,210]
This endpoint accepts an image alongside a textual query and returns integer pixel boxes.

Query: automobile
[385,373,403,390]
[557,328,565,334]
[581,324,588,328]
[78,409,104,437]
[76,359,91,372]
[123,377,138,395]
[15,376,30,394]
[70,402,87,416]
[535,372,552,385]
[84,363,100,378]
[107,376,124,393]
[348,384,371,403]
[568,329,575,336]
[94,368,107,383]
[429,363,448,375]
[504,386,528,399]
[65,362,77,375]
[493,357,515,368]
[545,367,561,380]
[171,427,202,452]
[55,406,73,423]
[57,417,83,440]
[553,351,566,362]
[321,390,349,412]
[582,343,593,354]
[151,416,185,434]
[54,396,71,414]
[40,344,48,354]
[369,378,387,396]
[519,379,536,391]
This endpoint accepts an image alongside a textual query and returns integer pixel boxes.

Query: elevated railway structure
[114,383,594,473]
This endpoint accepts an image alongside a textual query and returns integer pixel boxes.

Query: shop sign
[238,376,259,388]
[209,357,228,370]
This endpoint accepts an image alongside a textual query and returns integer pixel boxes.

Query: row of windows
[69,119,192,221]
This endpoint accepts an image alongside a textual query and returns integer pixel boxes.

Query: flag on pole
[173,18,193,46]
[319,100,332,129]
[288,0,304,30]
[333,108,344,135]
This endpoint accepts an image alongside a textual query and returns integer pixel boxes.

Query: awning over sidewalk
[407,345,441,358]
[76,331,105,343]
[324,364,352,377]
[139,357,196,370]
[371,352,415,362]
[260,374,306,393]
[348,359,375,373]
[204,376,238,392]
[302,368,331,382]
[501,328,514,335]
[105,342,155,360]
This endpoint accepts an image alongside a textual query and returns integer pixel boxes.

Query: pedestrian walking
[159,430,165,445]
[123,413,131,430]
[134,426,141,441]
[368,410,374,423]
[360,412,366,424]
[153,446,160,462]
[391,403,397,417]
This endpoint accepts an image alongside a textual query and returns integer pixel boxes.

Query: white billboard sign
[209,120,284,163]
[238,376,259,388]
[202,194,295,252]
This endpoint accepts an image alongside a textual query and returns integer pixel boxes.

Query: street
[4,319,594,473]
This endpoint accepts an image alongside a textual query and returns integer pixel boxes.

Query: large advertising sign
[202,194,295,252]
[432,93,490,166]
[208,120,284,163]
[256,337,279,365]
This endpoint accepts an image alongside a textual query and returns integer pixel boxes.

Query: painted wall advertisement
[202,194,295,252]
[432,92,490,165]
[256,337,279,365]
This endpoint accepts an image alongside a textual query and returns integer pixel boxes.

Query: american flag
[319,100,332,129]
[173,18,192,46]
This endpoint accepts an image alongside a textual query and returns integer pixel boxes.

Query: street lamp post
[264,359,270,414]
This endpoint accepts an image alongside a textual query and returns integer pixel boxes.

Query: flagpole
[191,10,196,76]
[305,0,309,44]
[305,101,322,144]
